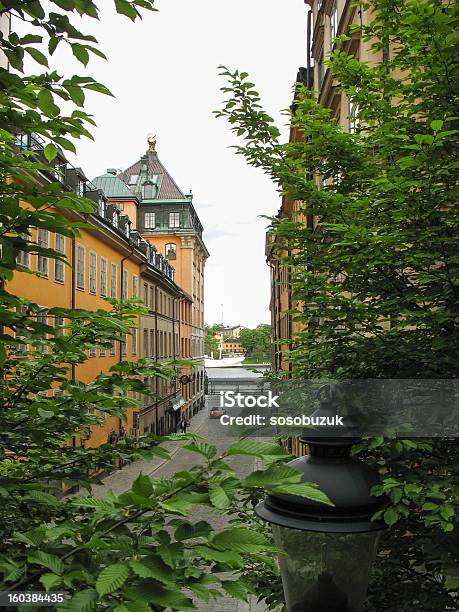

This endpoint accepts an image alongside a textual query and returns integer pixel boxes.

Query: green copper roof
[92,172,138,200]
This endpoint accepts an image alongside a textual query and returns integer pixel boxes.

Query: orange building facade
[95,136,209,420]
[9,133,198,448]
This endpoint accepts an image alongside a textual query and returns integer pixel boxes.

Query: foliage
[0,1,333,609]
[204,323,219,356]
[217,0,459,609]
[239,324,271,362]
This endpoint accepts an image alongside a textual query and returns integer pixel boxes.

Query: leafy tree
[204,323,219,356]
[0,1,330,609]
[240,324,271,362]
[217,0,459,609]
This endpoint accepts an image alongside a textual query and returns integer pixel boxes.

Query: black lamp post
[255,384,387,612]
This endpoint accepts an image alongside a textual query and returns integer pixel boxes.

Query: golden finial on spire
[147,133,157,153]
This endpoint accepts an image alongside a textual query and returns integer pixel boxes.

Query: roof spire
[147,133,157,155]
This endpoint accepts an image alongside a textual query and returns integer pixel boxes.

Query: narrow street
[91,405,268,612]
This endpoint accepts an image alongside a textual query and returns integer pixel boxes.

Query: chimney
[107,168,117,175]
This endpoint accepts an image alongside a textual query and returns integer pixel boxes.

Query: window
[98,197,105,217]
[330,0,338,43]
[143,329,148,357]
[317,46,324,89]
[110,263,117,298]
[117,202,124,211]
[132,274,138,298]
[169,212,180,228]
[165,243,176,260]
[129,173,138,186]
[37,310,48,353]
[54,234,65,282]
[150,287,155,311]
[89,251,97,294]
[143,283,148,307]
[122,268,128,301]
[37,229,49,276]
[76,244,85,290]
[99,346,106,357]
[16,234,30,269]
[317,0,322,10]
[109,339,115,356]
[89,346,96,357]
[54,316,65,337]
[132,328,137,355]
[121,333,127,356]
[150,330,155,358]
[144,212,156,229]
[349,97,359,134]
[77,180,85,197]
[100,257,107,297]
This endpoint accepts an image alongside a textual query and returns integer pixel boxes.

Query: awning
[171,395,186,412]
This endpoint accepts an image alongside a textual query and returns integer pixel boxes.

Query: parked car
[209,407,225,419]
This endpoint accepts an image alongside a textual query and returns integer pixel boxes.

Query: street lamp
[255,384,387,612]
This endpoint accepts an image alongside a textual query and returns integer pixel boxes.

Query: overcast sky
[25,0,309,328]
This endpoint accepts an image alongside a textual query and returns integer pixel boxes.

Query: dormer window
[112,210,118,228]
[142,179,157,199]
[98,197,105,217]
[129,174,138,186]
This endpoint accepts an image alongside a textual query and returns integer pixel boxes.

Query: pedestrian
[108,429,117,445]
[179,417,189,434]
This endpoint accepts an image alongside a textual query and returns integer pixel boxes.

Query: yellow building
[97,136,210,419]
[9,135,189,447]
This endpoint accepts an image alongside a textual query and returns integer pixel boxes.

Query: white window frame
[54,234,65,283]
[169,212,180,228]
[100,256,107,297]
[330,0,338,44]
[132,327,137,355]
[144,212,156,229]
[89,250,97,294]
[76,244,85,290]
[110,263,117,298]
[132,274,138,298]
[37,229,49,276]
[348,97,360,134]
[122,268,128,301]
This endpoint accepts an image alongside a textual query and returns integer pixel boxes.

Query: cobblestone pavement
[92,407,269,612]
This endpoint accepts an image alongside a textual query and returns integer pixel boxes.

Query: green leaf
[57,589,97,612]
[159,495,192,515]
[38,90,60,117]
[40,572,62,591]
[271,482,334,506]
[174,520,212,541]
[96,563,129,597]
[383,507,400,527]
[124,580,195,609]
[27,551,64,575]
[212,528,271,553]
[132,473,153,498]
[183,441,217,459]
[226,439,288,460]
[114,0,138,20]
[195,546,243,565]
[129,557,174,585]
[221,579,250,601]
[209,484,230,509]
[242,463,302,487]
[430,119,443,131]
[44,143,58,163]
[72,43,90,66]
[25,47,49,67]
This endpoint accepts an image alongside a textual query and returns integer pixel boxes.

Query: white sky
[21,0,309,328]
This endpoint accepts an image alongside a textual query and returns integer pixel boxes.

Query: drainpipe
[71,237,76,381]
[154,284,158,434]
[119,244,135,362]
[306,4,312,89]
